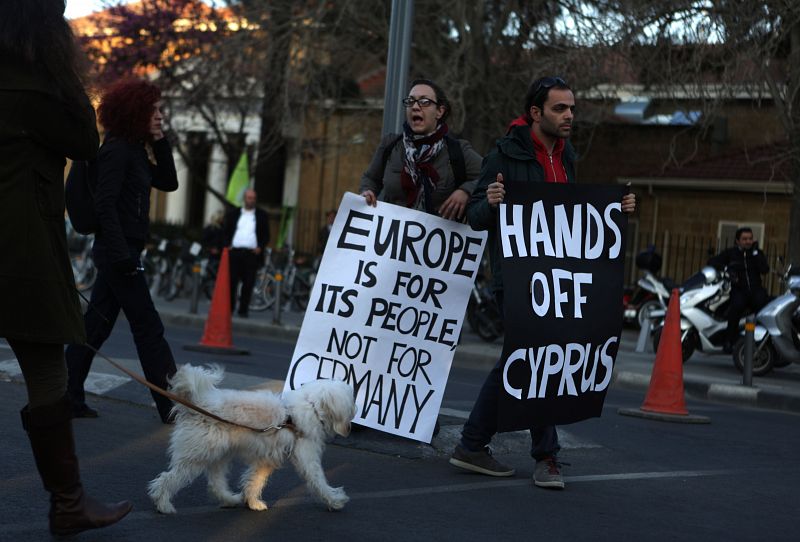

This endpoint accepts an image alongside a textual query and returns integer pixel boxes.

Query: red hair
[97,78,161,142]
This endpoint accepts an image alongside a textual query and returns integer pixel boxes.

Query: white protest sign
[284,192,487,442]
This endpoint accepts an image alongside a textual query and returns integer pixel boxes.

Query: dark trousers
[7,340,66,408]
[65,261,176,421]
[229,248,259,316]
[726,287,769,343]
[460,292,560,460]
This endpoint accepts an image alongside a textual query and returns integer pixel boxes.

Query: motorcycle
[731,264,800,376]
[624,246,673,328]
[650,265,733,363]
[624,270,673,328]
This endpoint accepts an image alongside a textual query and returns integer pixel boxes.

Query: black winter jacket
[466,124,577,293]
[0,54,98,344]
[92,137,178,264]
[708,245,769,292]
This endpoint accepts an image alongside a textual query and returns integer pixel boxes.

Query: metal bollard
[742,315,755,386]
[635,317,653,353]
[189,262,201,314]
[273,272,283,325]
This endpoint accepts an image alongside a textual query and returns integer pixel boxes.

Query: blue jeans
[460,291,560,460]
[65,246,176,421]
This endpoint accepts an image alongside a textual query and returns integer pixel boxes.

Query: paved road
[1,318,798,541]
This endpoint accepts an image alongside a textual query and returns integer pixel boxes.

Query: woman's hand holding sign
[362,190,378,207]
[488,173,506,209]
[438,189,469,221]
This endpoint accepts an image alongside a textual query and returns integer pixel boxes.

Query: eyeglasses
[402,97,439,108]
[534,76,567,94]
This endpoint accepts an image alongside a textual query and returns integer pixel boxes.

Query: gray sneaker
[533,456,565,489]
[449,444,515,477]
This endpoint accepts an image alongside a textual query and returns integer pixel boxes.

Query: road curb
[161,310,300,343]
[158,307,800,416]
[612,370,800,414]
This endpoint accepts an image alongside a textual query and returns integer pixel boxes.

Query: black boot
[20,396,132,536]
[152,392,175,424]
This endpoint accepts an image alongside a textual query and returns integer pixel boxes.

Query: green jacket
[466,124,577,293]
[0,55,99,344]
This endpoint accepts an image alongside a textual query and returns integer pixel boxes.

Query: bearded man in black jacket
[708,227,770,353]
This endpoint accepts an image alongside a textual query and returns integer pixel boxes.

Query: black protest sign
[285,192,487,443]
[496,182,627,430]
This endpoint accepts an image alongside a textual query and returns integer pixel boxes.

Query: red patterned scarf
[399,122,448,210]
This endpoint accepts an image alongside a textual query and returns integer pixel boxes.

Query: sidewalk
[153,295,800,415]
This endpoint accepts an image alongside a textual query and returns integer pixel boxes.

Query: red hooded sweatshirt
[507,116,568,183]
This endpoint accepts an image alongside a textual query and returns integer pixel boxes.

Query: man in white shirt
[223,189,270,317]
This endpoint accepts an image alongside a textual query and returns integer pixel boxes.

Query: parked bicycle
[141,236,172,298]
[70,234,97,292]
[465,257,503,342]
[163,239,203,301]
[249,248,315,313]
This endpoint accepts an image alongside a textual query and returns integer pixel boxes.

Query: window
[717,221,764,251]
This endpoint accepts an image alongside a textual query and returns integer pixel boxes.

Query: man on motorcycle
[708,227,769,353]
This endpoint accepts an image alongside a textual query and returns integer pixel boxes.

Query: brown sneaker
[533,456,565,489]
[449,444,515,477]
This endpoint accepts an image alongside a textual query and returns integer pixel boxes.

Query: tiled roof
[651,143,791,182]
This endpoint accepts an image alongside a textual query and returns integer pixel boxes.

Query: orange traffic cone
[618,289,709,423]
[184,248,249,355]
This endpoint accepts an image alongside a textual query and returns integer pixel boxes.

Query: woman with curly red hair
[65,78,180,424]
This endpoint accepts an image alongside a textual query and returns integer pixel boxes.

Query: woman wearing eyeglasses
[359,78,482,221]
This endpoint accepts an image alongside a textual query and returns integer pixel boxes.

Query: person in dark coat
[65,78,179,423]
[450,76,636,489]
[0,0,132,536]
[223,189,271,317]
[708,227,770,352]
[202,210,227,258]
[318,209,337,255]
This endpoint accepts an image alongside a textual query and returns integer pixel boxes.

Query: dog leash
[83,344,298,434]
[73,286,298,434]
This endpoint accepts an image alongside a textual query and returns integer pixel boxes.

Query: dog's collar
[273,413,299,435]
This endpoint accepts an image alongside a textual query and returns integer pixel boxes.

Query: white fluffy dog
[147,364,356,514]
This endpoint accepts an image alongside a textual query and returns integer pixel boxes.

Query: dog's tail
[168,364,224,401]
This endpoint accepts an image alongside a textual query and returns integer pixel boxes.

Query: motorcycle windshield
[681,272,706,292]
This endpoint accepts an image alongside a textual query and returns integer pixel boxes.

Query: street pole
[189,261,201,314]
[273,271,283,325]
[743,315,755,386]
[382,0,414,135]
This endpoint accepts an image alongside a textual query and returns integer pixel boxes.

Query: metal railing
[625,230,788,296]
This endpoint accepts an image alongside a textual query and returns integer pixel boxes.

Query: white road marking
[0,358,130,395]
[85,371,131,395]
[0,359,21,376]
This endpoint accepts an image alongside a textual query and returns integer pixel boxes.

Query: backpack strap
[381,133,467,188]
[444,134,467,187]
[380,133,404,178]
